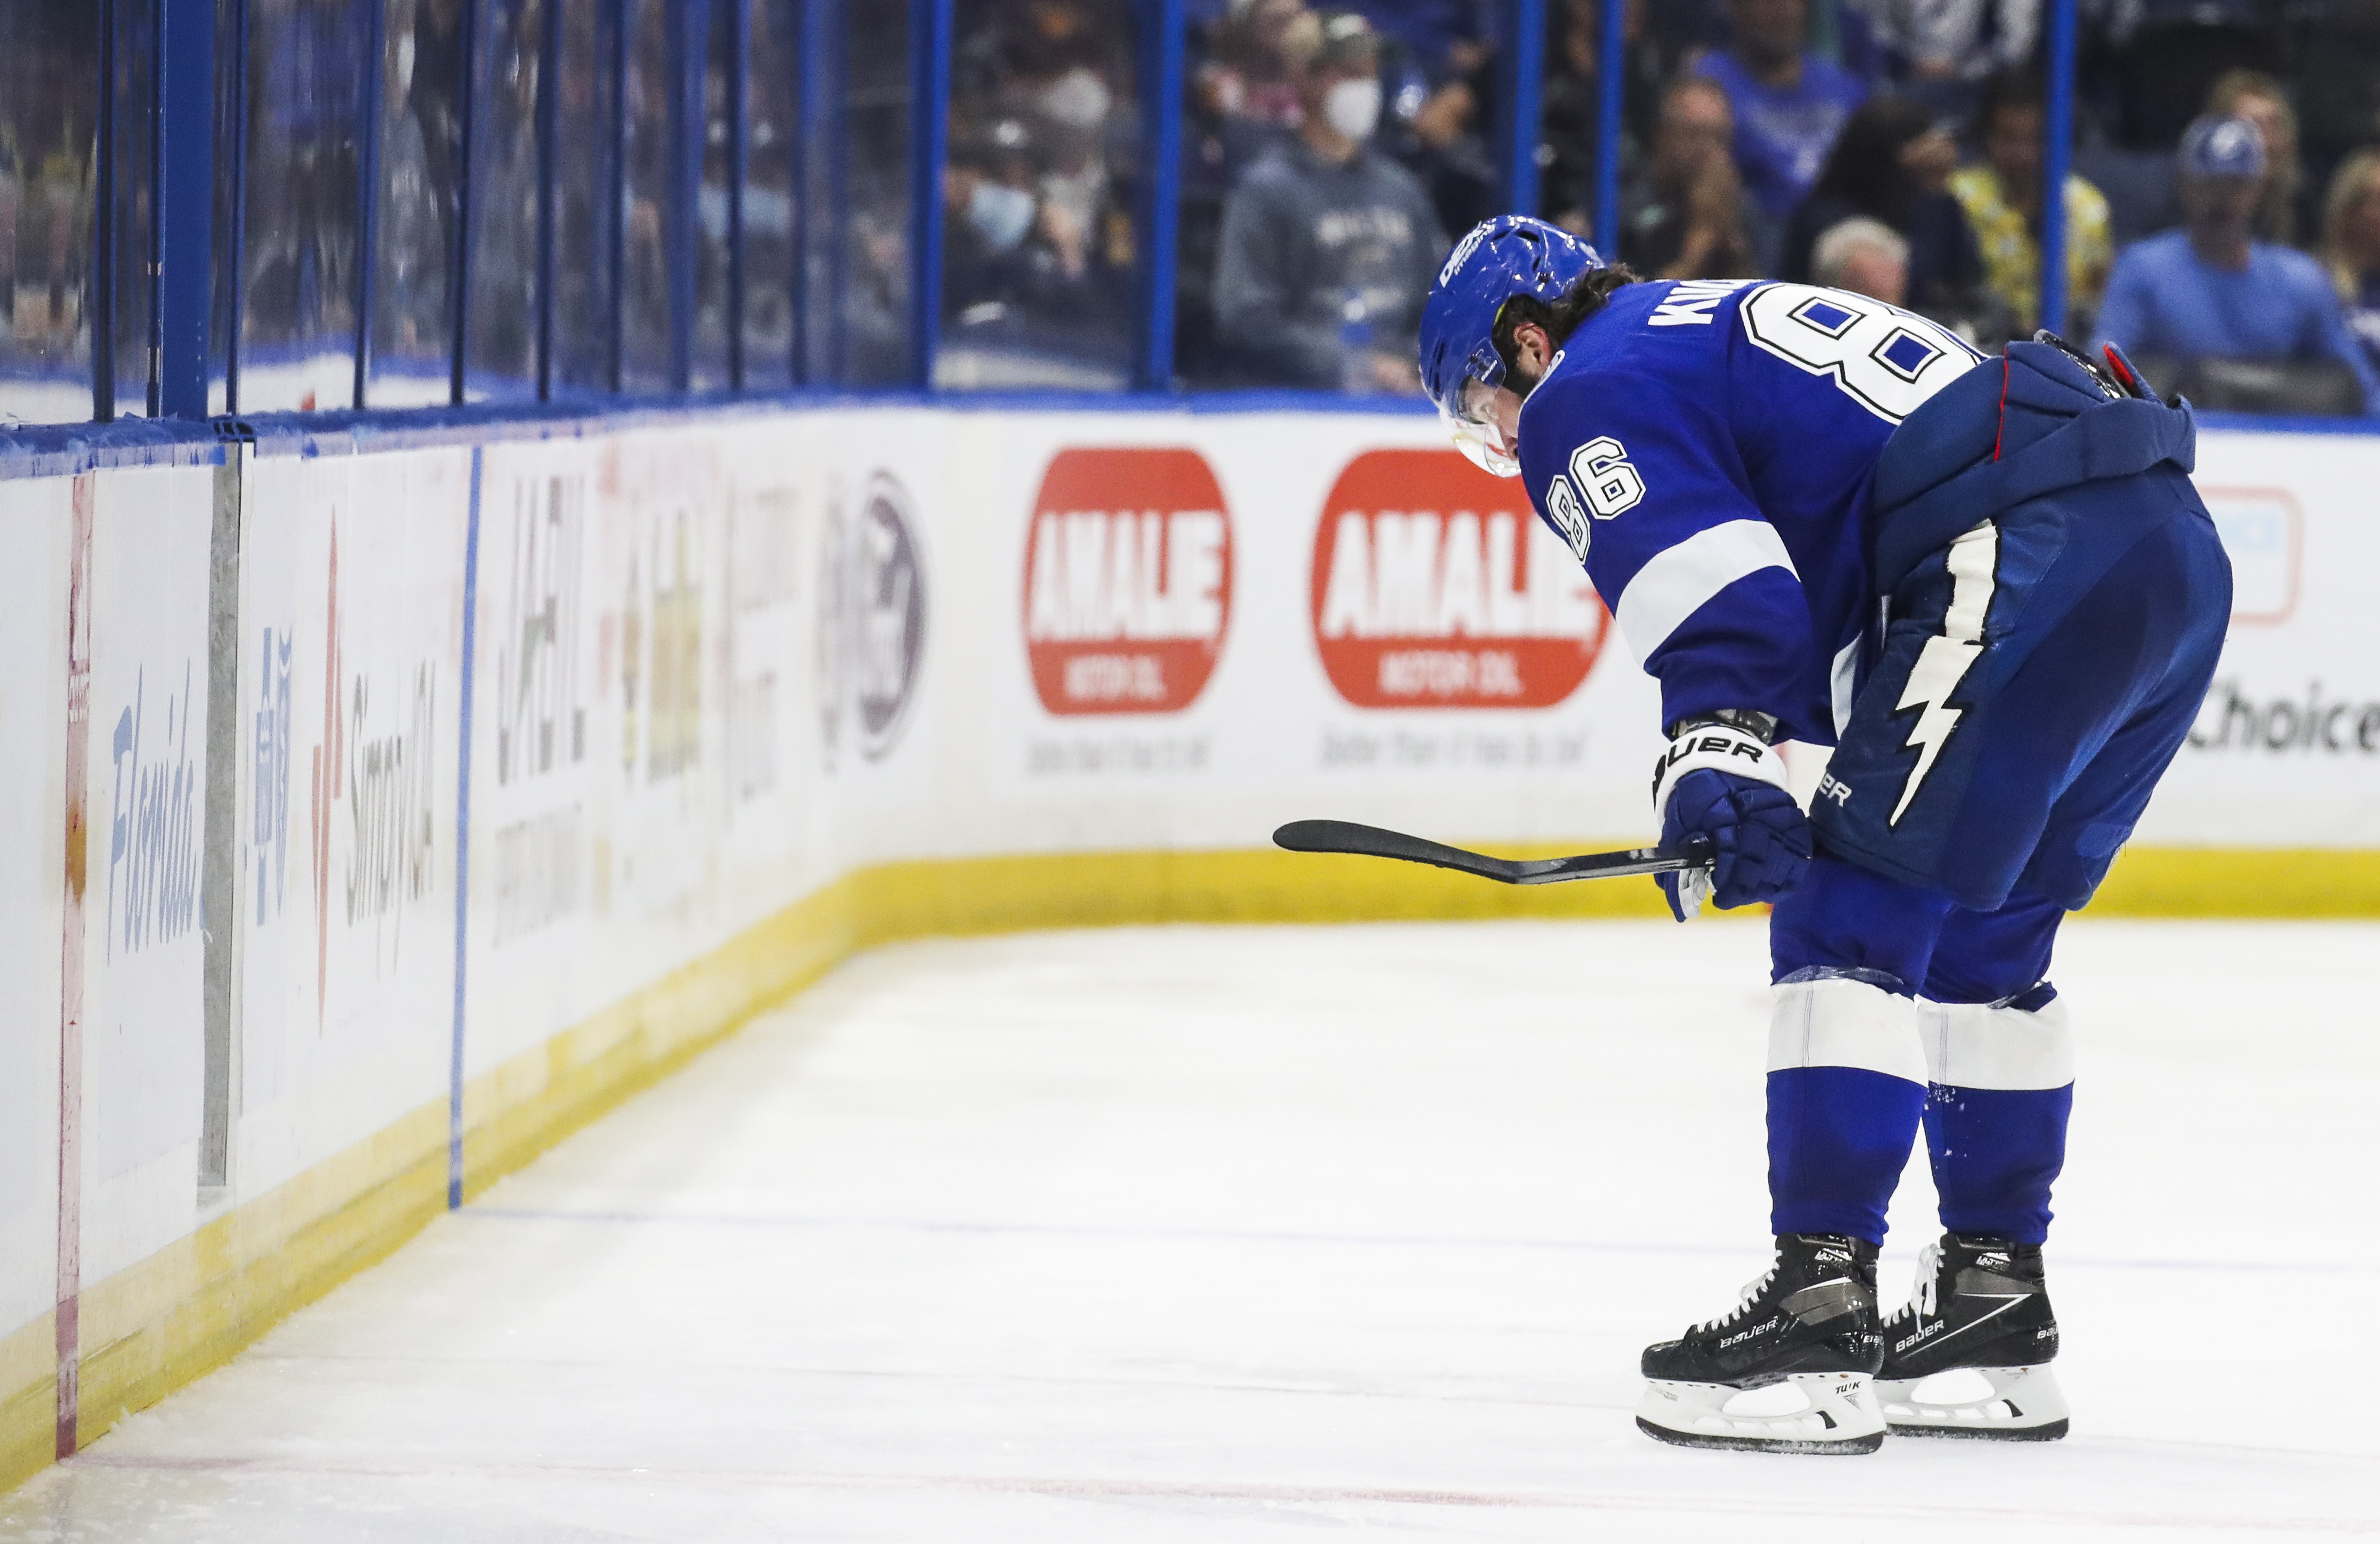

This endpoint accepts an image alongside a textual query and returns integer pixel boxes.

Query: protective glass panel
[1174,0,1462,393]
[104,0,158,417]
[833,0,910,386]
[463,0,546,401]
[0,0,100,424]
[210,0,238,412]
[239,0,374,413]
[938,0,1139,391]
[368,0,468,408]
[619,0,673,392]
[551,0,620,396]
[690,0,734,392]
[742,0,799,389]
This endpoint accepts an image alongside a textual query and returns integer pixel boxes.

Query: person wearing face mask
[940,126,1092,342]
[1212,12,1450,391]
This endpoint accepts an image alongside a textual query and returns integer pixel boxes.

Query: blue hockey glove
[1650,721,1813,921]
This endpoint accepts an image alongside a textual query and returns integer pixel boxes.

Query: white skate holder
[1877,1364,2071,1440]
[1636,1372,1887,1454]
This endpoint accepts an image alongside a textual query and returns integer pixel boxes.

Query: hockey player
[1417,217,2229,1453]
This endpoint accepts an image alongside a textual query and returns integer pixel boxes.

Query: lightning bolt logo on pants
[1889,521,1998,826]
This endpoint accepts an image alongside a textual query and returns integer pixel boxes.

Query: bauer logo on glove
[1650,718,1812,921]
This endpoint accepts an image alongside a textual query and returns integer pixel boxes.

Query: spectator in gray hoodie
[1213,12,1450,392]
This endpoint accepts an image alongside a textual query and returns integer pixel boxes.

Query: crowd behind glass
[6,0,2380,423]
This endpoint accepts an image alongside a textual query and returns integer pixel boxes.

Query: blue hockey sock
[1765,976,1927,1245]
[1923,1084,2072,1243]
[1916,993,2075,1245]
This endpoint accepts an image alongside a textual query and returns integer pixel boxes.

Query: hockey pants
[1760,477,2230,1246]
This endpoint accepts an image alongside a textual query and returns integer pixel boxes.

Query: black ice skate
[1876,1233,2068,1440]
[1636,1233,1886,1454]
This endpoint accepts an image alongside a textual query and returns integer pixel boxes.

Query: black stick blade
[1271,820,1713,887]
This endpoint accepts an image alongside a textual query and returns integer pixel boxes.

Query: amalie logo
[1311,448,1606,708]
[1024,447,1232,715]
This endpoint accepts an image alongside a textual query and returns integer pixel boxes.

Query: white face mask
[967,181,1037,253]
[1039,67,1113,131]
[1322,77,1382,142]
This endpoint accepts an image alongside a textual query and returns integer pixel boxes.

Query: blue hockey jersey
[1516,277,1986,744]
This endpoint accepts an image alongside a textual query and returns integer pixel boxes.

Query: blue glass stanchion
[1593,0,1624,253]
[354,0,387,408]
[2040,0,2077,338]
[536,0,563,399]
[1137,0,1186,392]
[1503,0,1546,216]
[908,0,953,388]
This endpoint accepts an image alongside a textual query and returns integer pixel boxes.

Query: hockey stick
[1272,820,1715,886]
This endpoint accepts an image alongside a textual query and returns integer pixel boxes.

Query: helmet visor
[1442,372,1521,478]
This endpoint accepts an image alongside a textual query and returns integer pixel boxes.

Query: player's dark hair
[1492,264,1639,388]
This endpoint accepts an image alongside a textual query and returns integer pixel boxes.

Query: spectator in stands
[1694,0,1869,268]
[1213,11,1449,392]
[1811,215,1909,304]
[1850,0,2041,118]
[1200,0,1313,131]
[1618,77,1759,280]
[2205,68,2305,247]
[1951,69,2114,337]
[2094,117,2380,415]
[943,124,1088,305]
[1780,95,1984,326]
[2317,149,2380,377]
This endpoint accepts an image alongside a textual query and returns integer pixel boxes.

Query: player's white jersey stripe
[1613,520,1798,664]
[1769,977,1927,1084]
[1918,995,2075,1090]
[1829,638,1859,738]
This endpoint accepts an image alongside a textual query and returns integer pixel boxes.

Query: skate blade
[1878,1364,2069,1440]
[1636,1372,1885,1454]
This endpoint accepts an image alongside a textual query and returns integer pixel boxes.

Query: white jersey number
[1571,437,1645,518]
[1740,283,1981,424]
[1546,436,1644,562]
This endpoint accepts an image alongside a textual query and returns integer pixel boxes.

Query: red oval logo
[1310,449,1606,709]
[1025,448,1233,715]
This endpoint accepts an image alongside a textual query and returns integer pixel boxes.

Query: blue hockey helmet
[1419,215,1603,476]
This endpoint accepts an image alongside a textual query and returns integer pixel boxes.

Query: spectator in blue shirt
[2095,117,2380,416]
[1693,0,1868,268]
[2317,150,2380,379]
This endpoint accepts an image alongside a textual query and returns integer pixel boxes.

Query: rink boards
[0,402,2372,1490]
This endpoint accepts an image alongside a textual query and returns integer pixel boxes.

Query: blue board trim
[0,418,227,481]
[7,390,2374,479]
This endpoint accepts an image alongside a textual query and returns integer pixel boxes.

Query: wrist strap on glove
[1650,719,1790,819]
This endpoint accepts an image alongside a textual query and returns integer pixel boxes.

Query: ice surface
[4,918,2375,1542]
